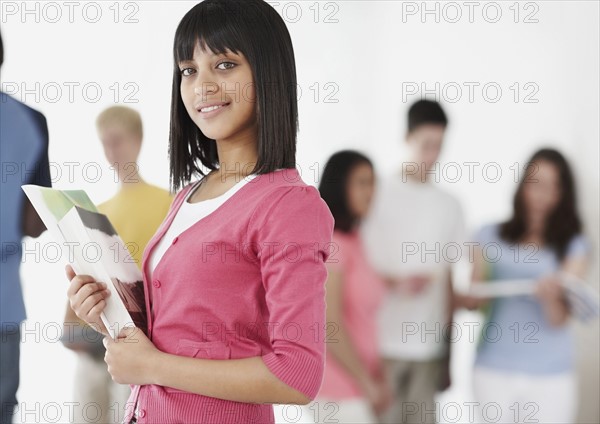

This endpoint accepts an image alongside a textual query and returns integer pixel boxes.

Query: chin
[195,125,229,141]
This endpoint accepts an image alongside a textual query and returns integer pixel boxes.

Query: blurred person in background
[0,29,52,424]
[466,148,590,424]
[361,100,466,424]
[305,150,391,423]
[61,106,173,423]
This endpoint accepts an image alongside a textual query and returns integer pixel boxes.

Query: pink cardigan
[122,168,335,423]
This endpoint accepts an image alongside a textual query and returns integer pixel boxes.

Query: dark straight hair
[0,28,4,69]
[319,150,374,233]
[169,0,298,192]
[407,99,448,133]
[500,148,582,260]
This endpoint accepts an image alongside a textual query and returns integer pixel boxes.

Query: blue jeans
[0,325,20,424]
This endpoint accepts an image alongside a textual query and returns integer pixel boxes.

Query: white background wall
[1,1,598,423]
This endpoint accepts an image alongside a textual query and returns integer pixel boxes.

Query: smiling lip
[196,101,231,118]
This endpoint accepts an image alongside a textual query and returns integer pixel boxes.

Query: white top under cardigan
[148,173,258,280]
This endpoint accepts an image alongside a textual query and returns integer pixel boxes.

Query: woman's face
[179,42,257,143]
[522,159,562,221]
[346,162,375,220]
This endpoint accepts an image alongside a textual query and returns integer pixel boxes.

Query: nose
[194,80,218,100]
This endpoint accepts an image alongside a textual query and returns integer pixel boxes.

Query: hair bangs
[174,2,247,65]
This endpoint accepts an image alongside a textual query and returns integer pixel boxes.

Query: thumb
[117,326,138,340]
[65,264,76,280]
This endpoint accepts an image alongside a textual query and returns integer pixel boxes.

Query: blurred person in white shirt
[361,100,466,424]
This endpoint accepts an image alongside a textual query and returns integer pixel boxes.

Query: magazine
[468,274,599,322]
[469,279,537,298]
[21,184,147,339]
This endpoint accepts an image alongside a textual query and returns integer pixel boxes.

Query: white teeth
[201,104,223,113]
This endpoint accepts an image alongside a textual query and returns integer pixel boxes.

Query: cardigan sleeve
[247,185,335,401]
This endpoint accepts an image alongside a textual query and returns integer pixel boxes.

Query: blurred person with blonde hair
[61,105,173,423]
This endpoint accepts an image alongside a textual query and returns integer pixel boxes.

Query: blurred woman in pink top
[307,150,392,423]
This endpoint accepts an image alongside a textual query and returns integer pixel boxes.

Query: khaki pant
[378,357,443,424]
[71,353,131,424]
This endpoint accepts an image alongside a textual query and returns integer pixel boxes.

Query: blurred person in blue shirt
[0,29,52,424]
[465,148,591,424]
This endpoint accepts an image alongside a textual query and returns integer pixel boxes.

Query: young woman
[466,148,590,424]
[65,1,334,423]
[305,151,391,423]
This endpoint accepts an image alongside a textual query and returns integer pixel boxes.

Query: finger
[538,274,555,285]
[65,264,75,280]
[126,326,143,342]
[117,326,135,340]
[88,299,107,323]
[80,293,108,320]
[75,292,110,324]
[534,285,547,298]
[66,274,98,298]
[78,281,108,302]
[70,282,107,312]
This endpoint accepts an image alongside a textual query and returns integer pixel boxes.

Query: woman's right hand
[363,375,393,417]
[65,264,111,336]
[385,274,432,295]
[455,292,489,311]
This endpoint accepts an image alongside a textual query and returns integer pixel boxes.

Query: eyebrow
[178,51,237,65]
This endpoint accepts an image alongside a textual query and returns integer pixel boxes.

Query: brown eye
[217,62,236,70]
[180,68,195,76]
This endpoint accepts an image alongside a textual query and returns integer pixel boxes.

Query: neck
[214,133,259,181]
[401,162,429,183]
[118,170,144,188]
[525,216,546,235]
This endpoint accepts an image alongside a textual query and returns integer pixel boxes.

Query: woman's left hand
[535,274,566,304]
[534,274,571,326]
[103,326,162,385]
